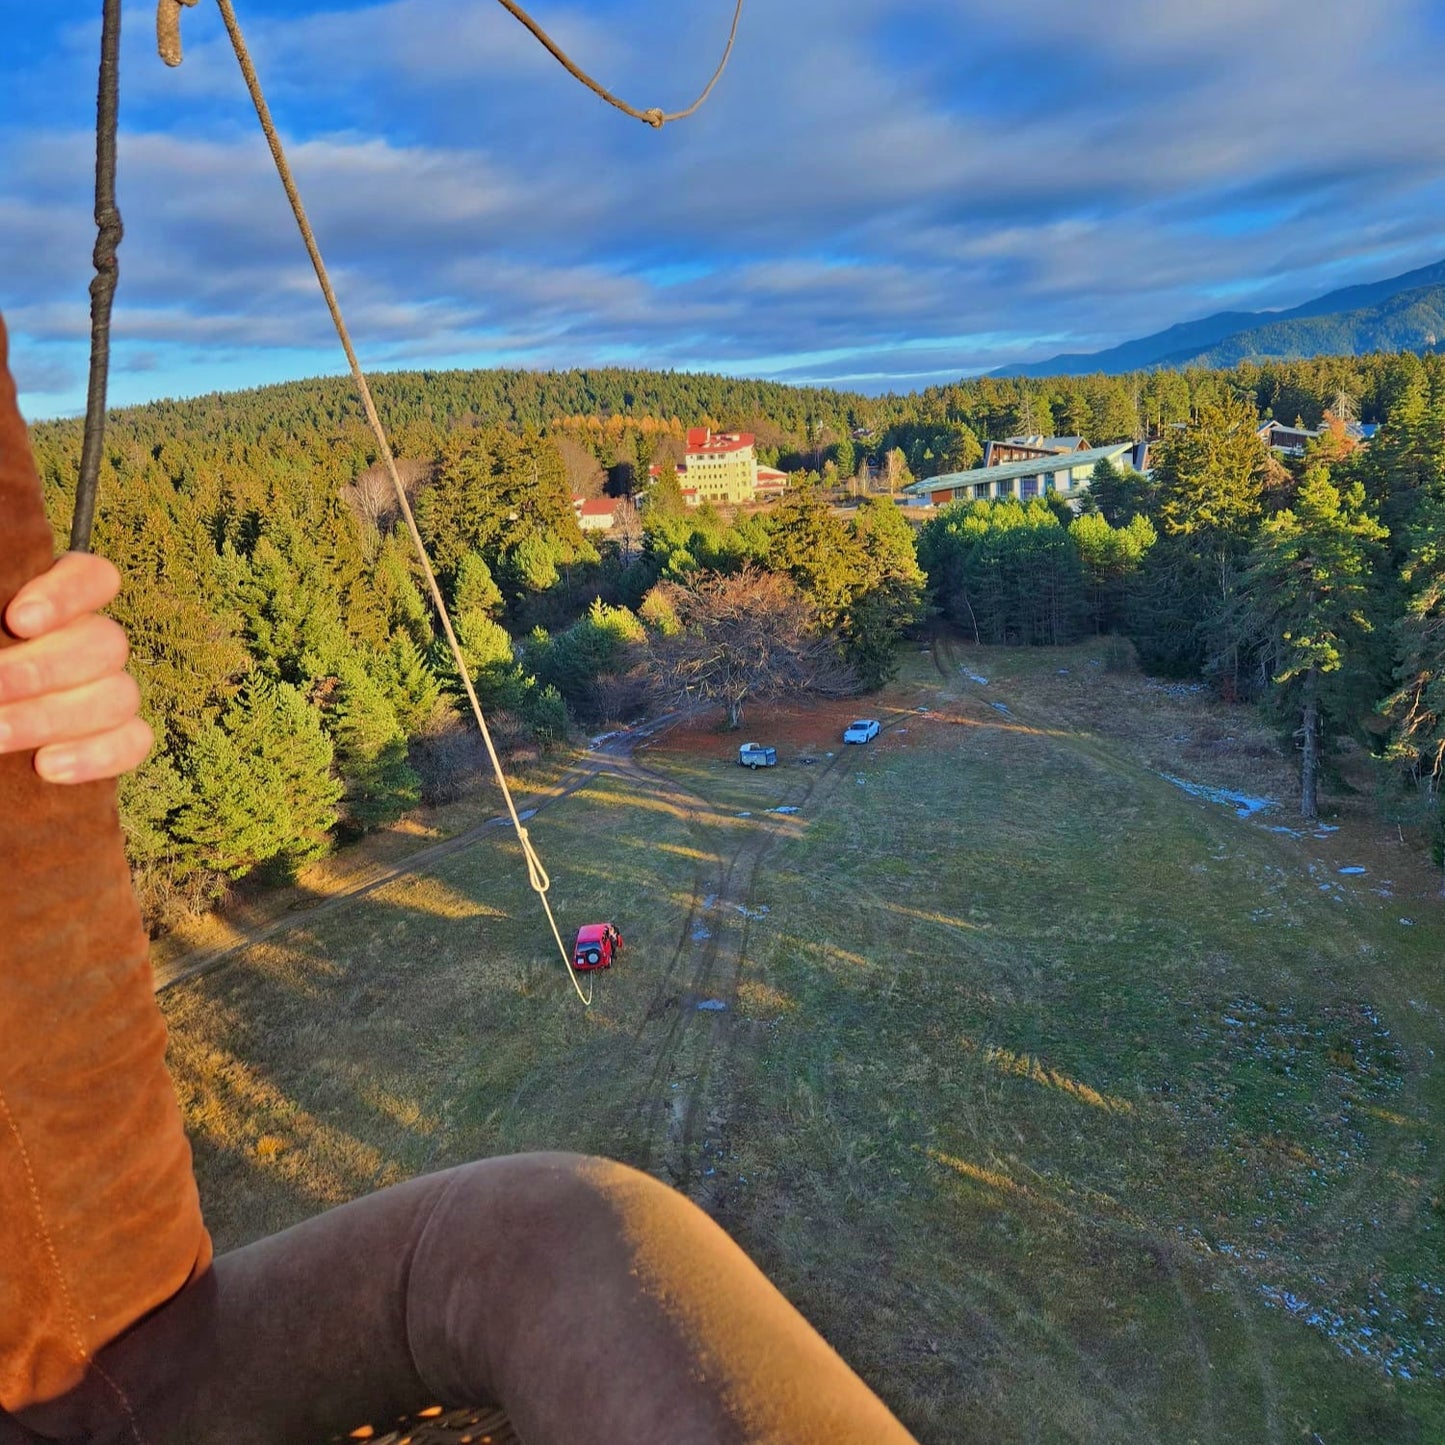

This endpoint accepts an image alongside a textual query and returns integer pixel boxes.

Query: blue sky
[4,0,1445,417]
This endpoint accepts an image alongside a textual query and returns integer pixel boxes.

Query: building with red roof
[679,428,761,505]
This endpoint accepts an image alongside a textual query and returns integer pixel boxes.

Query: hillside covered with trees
[27,350,1445,924]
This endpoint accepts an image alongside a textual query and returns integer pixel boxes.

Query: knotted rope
[72,0,124,552]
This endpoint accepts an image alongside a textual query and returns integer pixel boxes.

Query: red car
[573,922,623,971]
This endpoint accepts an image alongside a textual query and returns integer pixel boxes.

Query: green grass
[163,644,1445,1443]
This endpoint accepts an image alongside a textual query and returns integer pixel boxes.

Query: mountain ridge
[993,258,1445,377]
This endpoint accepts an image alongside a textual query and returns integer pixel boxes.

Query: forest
[26,349,1445,925]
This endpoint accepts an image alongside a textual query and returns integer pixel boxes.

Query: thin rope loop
[490,0,743,128]
[210,0,596,1006]
[161,0,745,128]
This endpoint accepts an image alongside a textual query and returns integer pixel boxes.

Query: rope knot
[641,108,666,129]
[157,0,199,68]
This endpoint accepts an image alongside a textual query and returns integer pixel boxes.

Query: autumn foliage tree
[645,566,854,728]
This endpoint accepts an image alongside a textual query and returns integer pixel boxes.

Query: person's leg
[40,1154,911,1445]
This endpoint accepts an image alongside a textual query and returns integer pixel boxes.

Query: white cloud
[7,0,1445,412]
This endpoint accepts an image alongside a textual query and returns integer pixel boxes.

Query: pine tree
[1239,468,1387,818]
[645,461,687,521]
[1382,493,1445,873]
[370,530,434,649]
[845,498,926,686]
[376,634,444,735]
[173,677,342,879]
[1070,511,1156,632]
[329,657,421,830]
[453,550,505,617]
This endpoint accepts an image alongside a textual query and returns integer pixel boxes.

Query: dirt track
[154,706,897,1208]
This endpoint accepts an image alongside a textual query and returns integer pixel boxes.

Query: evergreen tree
[1136,397,1269,687]
[1084,456,1156,525]
[1070,511,1157,633]
[845,498,926,686]
[375,634,445,735]
[453,550,505,617]
[174,677,342,879]
[767,486,862,627]
[646,461,687,521]
[329,657,421,830]
[1382,493,1445,872]
[369,530,434,650]
[1238,468,1387,818]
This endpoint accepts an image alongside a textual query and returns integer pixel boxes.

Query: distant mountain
[993,259,1445,377]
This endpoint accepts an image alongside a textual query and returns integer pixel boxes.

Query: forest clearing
[159,642,1445,1444]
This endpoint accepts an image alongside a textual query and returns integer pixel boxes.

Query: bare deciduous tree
[554,434,608,500]
[341,457,433,536]
[646,566,854,729]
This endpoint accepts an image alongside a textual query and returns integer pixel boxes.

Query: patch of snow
[735,811,752,818]
[1400,918,1416,928]
[962,670,990,685]
[1159,773,1277,819]
[696,999,728,1012]
[1338,866,1367,876]
[691,926,712,942]
[989,701,1013,716]
[769,805,800,815]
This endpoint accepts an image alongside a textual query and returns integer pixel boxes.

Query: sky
[4,0,1445,418]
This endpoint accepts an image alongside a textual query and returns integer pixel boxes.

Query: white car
[842,719,880,744]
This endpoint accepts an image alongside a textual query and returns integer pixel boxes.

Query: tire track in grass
[619,725,883,1199]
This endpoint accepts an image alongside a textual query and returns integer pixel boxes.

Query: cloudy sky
[4,0,1445,417]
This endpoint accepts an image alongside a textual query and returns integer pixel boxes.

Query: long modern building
[901,441,1141,508]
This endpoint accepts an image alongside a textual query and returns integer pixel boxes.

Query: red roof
[577,498,616,517]
[684,428,755,456]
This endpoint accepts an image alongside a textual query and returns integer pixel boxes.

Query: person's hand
[0,551,152,784]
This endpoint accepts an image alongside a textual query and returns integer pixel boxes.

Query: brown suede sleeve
[0,315,212,1419]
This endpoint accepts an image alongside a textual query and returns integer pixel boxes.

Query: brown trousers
[0,317,915,1445]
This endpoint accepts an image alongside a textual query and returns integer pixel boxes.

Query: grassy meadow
[161,641,1445,1443]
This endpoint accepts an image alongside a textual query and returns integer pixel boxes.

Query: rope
[491,0,744,130]
[209,0,599,1007]
[157,0,198,69]
[158,0,746,133]
[72,0,124,553]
